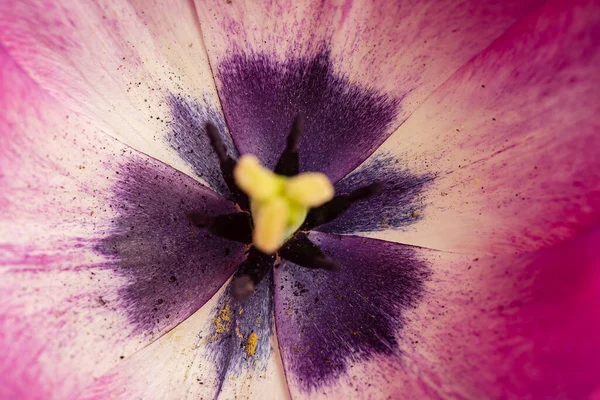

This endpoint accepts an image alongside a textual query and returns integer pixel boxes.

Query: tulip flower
[1,0,598,399]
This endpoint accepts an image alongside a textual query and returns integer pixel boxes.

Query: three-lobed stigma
[234,154,334,253]
[187,115,380,300]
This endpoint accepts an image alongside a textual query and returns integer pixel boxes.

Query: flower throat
[186,115,380,300]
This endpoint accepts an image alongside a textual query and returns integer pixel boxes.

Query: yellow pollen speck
[245,332,259,357]
[234,154,334,253]
[213,302,231,335]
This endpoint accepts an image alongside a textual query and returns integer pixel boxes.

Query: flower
[1,0,599,399]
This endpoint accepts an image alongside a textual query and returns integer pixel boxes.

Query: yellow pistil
[252,197,288,254]
[286,173,335,207]
[234,154,334,253]
[234,155,283,201]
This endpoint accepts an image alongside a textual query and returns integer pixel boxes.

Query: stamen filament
[186,211,253,244]
[231,247,276,300]
[301,182,381,230]
[279,232,340,271]
[205,123,249,210]
[274,114,304,176]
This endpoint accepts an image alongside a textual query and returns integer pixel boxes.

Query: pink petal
[0,47,243,398]
[196,0,544,182]
[0,0,230,193]
[273,228,600,399]
[80,277,289,400]
[404,224,600,399]
[344,0,600,254]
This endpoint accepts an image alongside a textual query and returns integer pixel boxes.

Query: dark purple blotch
[96,158,246,336]
[166,94,238,197]
[217,49,401,183]
[206,271,275,397]
[316,153,434,234]
[274,232,430,391]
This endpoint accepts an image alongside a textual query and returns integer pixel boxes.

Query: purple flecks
[217,49,401,183]
[166,94,238,197]
[317,153,434,234]
[207,271,275,396]
[96,158,246,336]
[274,232,430,391]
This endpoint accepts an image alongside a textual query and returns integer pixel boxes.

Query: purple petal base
[206,271,275,397]
[274,232,430,391]
[96,158,246,336]
[166,94,238,197]
[317,153,434,234]
[217,49,400,183]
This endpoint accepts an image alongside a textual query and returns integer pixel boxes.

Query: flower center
[233,154,333,253]
[186,115,380,300]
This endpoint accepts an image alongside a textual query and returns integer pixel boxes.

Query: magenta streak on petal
[274,232,430,392]
[339,0,353,25]
[216,49,400,183]
[95,158,246,336]
[512,226,600,399]
[423,225,600,399]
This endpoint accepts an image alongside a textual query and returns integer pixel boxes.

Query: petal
[273,232,430,398]
[342,0,600,254]
[0,47,244,397]
[403,225,600,399]
[80,275,289,400]
[96,162,245,337]
[315,155,434,235]
[273,229,600,398]
[0,0,234,195]
[196,0,544,182]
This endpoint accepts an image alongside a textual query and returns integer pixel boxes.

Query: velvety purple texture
[274,232,430,390]
[206,271,275,397]
[166,94,238,197]
[217,49,400,183]
[317,153,434,234]
[98,48,430,389]
[96,158,246,335]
